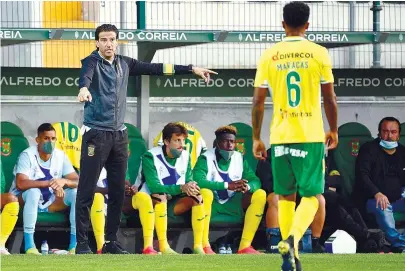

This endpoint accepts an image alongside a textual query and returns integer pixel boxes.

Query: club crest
[1,138,12,157]
[88,144,95,157]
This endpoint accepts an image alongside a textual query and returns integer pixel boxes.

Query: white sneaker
[0,247,10,255]
[218,245,226,254]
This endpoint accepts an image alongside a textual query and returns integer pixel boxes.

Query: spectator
[193,125,266,254]
[9,123,79,254]
[353,116,405,253]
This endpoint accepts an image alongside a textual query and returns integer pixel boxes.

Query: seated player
[193,125,266,254]
[9,123,79,254]
[0,162,19,255]
[136,123,205,254]
[91,167,156,254]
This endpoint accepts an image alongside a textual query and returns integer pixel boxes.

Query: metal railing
[1,1,404,68]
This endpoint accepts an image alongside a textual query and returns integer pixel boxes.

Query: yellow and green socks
[278,200,296,240]
[132,192,155,249]
[289,196,319,256]
[90,193,105,252]
[154,202,169,252]
[239,189,266,251]
[200,189,213,248]
[0,202,19,247]
[191,204,205,250]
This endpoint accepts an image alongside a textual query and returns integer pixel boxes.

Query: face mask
[42,141,55,154]
[219,149,234,161]
[379,139,398,150]
[170,147,182,159]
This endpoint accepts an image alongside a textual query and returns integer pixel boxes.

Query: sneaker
[312,242,325,253]
[97,249,102,255]
[0,247,10,255]
[193,247,206,254]
[143,246,158,255]
[26,248,41,255]
[226,245,232,254]
[102,241,129,254]
[68,248,75,255]
[278,236,296,271]
[161,247,178,255]
[237,246,262,254]
[203,246,216,255]
[76,241,93,254]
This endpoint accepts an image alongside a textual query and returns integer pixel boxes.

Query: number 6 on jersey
[287,71,301,108]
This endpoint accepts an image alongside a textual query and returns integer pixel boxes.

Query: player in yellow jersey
[252,2,338,271]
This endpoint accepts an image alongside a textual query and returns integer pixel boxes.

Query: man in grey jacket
[76,24,216,254]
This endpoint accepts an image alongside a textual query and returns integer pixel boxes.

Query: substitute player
[251,2,338,270]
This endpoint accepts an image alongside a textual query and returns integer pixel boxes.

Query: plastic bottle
[41,240,49,255]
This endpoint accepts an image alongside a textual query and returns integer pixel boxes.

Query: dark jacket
[353,138,405,204]
[79,51,192,131]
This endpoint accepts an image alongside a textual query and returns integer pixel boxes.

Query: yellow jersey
[254,36,334,144]
[52,122,82,170]
[153,122,207,168]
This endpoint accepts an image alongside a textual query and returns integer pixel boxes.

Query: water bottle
[41,240,49,255]
[218,244,226,254]
[226,244,232,254]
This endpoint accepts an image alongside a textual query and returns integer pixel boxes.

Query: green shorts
[271,142,325,197]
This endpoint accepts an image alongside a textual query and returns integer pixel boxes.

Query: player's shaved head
[283,1,310,28]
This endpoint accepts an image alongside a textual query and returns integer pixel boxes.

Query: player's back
[256,37,334,144]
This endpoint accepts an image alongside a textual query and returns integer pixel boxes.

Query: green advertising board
[1,28,405,44]
[1,67,404,97]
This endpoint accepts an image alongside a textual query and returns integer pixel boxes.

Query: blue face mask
[379,139,398,150]
[42,141,55,154]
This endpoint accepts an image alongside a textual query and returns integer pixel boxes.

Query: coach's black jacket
[353,139,405,205]
[79,50,192,131]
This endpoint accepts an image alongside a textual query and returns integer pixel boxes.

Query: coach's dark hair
[95,24,119,41]
[378,116,401,134]
[162,123,188,142]
[37,123,55,136]
[283,2,310,28]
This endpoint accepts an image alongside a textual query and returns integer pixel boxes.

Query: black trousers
[76,129,128,243]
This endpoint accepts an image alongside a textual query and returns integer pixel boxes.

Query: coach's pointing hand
[192,67,218,83]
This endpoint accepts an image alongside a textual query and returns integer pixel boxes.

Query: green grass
[1,254,403,271]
